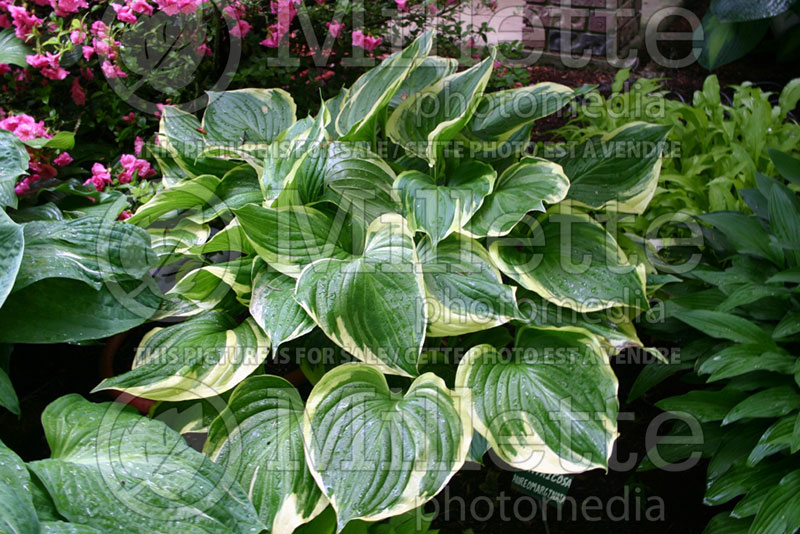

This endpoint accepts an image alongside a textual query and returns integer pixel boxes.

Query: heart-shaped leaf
[304,363,470,528]
[455,326,619,473]
[0,209,23,309]
[0,129,30,209]
[205,376,327,534]
[203,89,296,146]
[294,214,426,376]
[389,56,458,110]
[0,438,38,534]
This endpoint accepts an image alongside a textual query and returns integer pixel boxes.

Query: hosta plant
[3,32,668,532]
[633,151,800,533]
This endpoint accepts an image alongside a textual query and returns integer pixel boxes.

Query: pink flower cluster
[352,30,382,51]
[0,113,51,141]
[154,0,205,16]
[260,0,300,48]
[118,153,155,183]
[26,52,68,81]
[112,0,153,24]
[224,1,251,38]
[6,5,43,42]
[50,0,88,17]
[84,163,113,191]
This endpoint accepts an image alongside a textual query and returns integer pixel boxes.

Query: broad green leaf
[204,376,327,534]
[40,522,102,533]
[463,82,576,143]
[489,213,648,312]
[250,259,315,356]
[336,32,432,140]
[387,51,496,165]
[455,326,618,473]
[695,13,769,70]
[22,132,75,150]
[672,309,773,345]
[28,395,264,533]
[128,174,221,227]
[0,28,32,67]
[748,416,795,466]
[750,470,800,533]
[190,219,254,255]
[774,311,800,339]
[304,363,470,528]
[0,278,161,343]
[148,218,210,266]
[200,164,264,223]
[656,389,748,423]
[768,183,800,264]
[93,311,269,401]
[463,157,569,237]
[716,283,789,312]
[697,345,795,382]
[167,257,252,311]
[394,161,494,246]
[0,366,18,415]
[13,217,157,292]
[158,106,235,177]
[389,56,458,110]
[711,0,797,21]
[0,209,23,309]
[235,204,353,278]
[704,513,752,533]
[0,129,30,209]
[0,438,38,534]
[295,214,426,377]
[418,234,517,336]
[724,386,800,425]
[769,148,800,185]
[560,122,670,214]
[203,88,296,146]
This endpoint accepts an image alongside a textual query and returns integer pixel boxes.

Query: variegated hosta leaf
[394,160,495,246]
[455,326,619,474]
[489,213,648,312]
[205,376,326,534]
[200,164,263,223]
[560,122,670,214]
[148,218,210,266]
[0,438,39,534]
[295,142,399,224]
[28,395,264,533]
[418,234,517,337]
[304,363,471,528]
[0,209,23,309]
[128,174,221,227]
[13,216,157,291]
[167,257,253,312]
[0,129,30,209]
[235,204,353,278]
[158,106,236,178]
[463,82,577,143]
[387,50,496,165]
[515,289,643,354]
[190,219,254,255]
[335,31,432,140]
[40,522,101,533]
[463,157,569,238]
[389,56,458,110]
[294,214,426,377]
[203,88,296,146]
[93,311,269,401]
[250,259,315,357]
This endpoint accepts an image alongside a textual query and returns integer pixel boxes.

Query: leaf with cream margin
[28,395,264,533]
[488,212,649,312]
[303,363,471,529]
[389,56,458,110]
[394,160,495,246]
[204,376,327,534]
[294,214,426,377]
[202,88,296,146]
[0,209,23,309]
[418,234,517,337]
[92,311,269,401]
[455,326,619,474]
[387,51,496,165]
[127,174,221,227]
[463,157,569,237]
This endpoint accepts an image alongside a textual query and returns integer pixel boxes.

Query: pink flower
[27,52,68,80]
[326,20,345,38]
[82,46,95,61]
[118,210,132,220]
[0,114,50,141]
[260,24,287,48]
[50,0,88,17]
[487,0,497,9]
[197,42,212,56]
[7,6,42,42]
[118,153,155,183]
[28,161,57,180]
[70,77,86,105]
[91,21,109,38]
[0,64,10,75]
[134,136,144,155]
[81,67,94,81]
[93,38,116,58]
[70,29,86,45]
[101,61,127,79]
[26,53,52,69]
[84,163,112,191]
[113,3,138,23]
[395,0,407,11]
[130,0,154,14]
[155,0,204,15]
[122,112,136,123]
[14,179,30,195]
[352,30,381,51]
[53,152,73,166]
[230,18,251,37]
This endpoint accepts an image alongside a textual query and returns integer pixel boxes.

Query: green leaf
[489,213,648,312]
[703,513,752,533]
[250,259,315,357]
[463,157,569,237]
[748,415,795,465]
[203,88,296,146]
[28,395,264,533]
[0,29,32,67]
[697,345,795,382]
[336,32,432,140]
[672,309,773,345]
[418,234,517,336]
[295,214,426,376]
[656,389,747,423]
[455,326,618,473]
[93,311,269,401]
[389,56,458,110]
[769,149,800,185]
[774,311,800,339]
[128,174,221,227]
[560,122,670,214]
[724,386,800,425]
[0,209,23,309]
[0,278,161,343]
[22,132,75,150]
[394,161,495,246]
[204,376,327,534]
[304,363,470,528]
[695,13,769,70]
[167,257,252,312]
[13,217,157,292]
[158,106,235,178]
[387,50,496,165]
[235,204,353,278]
[0,129,30,209]
[750,470,800,533]
[711,0,797,21]
[40,522,102,533]
[0,438,39,534]
[148,218,210,266]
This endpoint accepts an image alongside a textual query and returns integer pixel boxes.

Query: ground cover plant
[0,32,672,532]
